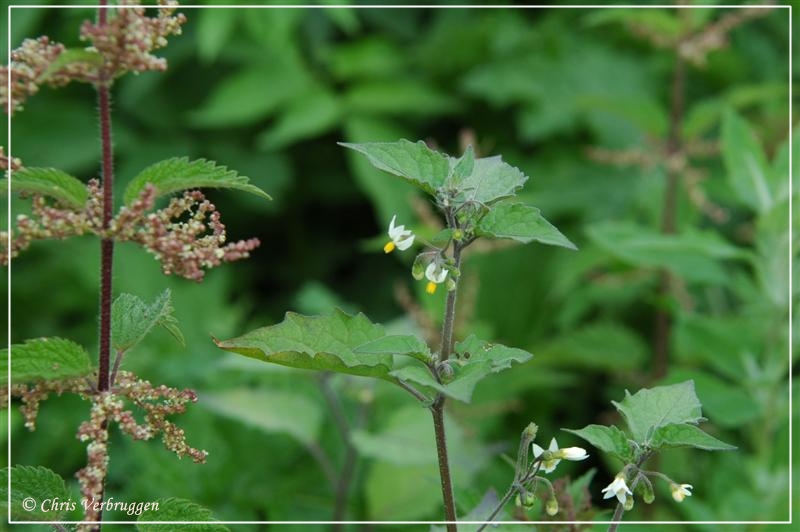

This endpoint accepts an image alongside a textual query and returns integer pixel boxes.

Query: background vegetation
[1,2,794,529]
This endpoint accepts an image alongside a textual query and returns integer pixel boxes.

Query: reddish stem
[92,4,113,530]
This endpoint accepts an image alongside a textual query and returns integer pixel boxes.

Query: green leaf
[203,389,323,446]
[450,155,529,206]
[650,423,736,452]
[0,466,71,521]
[0,337,93,384]
[563,424,634,462]
[123,157,271,205]
[390,336,533,403]
[612,381,705,443]
[451,145,475,182]
[355,334,432,363]
[1,167,87,208]
[137,498,230,531]
[213,310,394,380]
[39,48,104,82]
[338,139,451,195]
[721,109,774,213]
[112,290,184,353]
[475,203,577,250]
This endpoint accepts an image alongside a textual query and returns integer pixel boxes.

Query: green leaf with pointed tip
[563,424,634,462]
[476,203,576,250]
[390,336,532,403]
[612,381,705,443]
[450,155,528,206]
[137,498,230,531]
[355,335,432,363]
[1,167,87,208]
[123,157,271,205]
[650,423,736,452]
[0,466,72,521]
[451,145,475,182]
[112,289,184,353]
[338,140,450,195]
[0,338,93,384]
[214,310,394,380]
[454,335,533,371]
[721,109,775,214]
[39,48,104,82]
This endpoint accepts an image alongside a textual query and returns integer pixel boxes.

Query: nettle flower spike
[425,262,448,295]
[384,215,415,253]
[602,473,633,505]
[670,483,693,502]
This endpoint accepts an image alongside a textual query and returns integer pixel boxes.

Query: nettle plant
[2,1,264,529]
[214,140,735,528]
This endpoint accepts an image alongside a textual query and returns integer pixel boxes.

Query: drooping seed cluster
[119,188,261,282]
[112,370,207,463]
[1,181,260,281]
[1,179,105,262]
[0,36,67,114]
[0,0,186,114]
[79,0,187,83]
[4,368,208,520]
[2,378,92,430]
[0,146,22,172]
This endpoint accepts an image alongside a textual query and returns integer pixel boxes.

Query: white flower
[670,483,692,502]
[557,447,589,461]
[602,474,633,505]
[425,262,448,294]
[532,437,561,473]
[384,215,415,253]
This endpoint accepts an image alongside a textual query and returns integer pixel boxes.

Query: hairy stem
[653,52,686,380]
[431,231,464,531]
[92,4,113,530]
[439,244,463,362]
[432,401,458,530]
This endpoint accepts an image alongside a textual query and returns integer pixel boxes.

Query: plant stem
[653,52,686,381]
[430,234,464,531]
[92,4,113,530]
[431,401,457,531]
[439,244,463,362]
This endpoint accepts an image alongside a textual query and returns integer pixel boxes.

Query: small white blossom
[602,473,633,505]
[384,215,414,253]
[532,437,561,473]
[425,262,448,294]
[557,446,589,461]
[670,483,692,502]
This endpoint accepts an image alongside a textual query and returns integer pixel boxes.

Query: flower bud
[522,423,538,442]
[522,491,536,508]
[437,361,455,383]
[411,255,426,280]
[446,277,457,291]
[623,496,634,511]
[545,498,558,516]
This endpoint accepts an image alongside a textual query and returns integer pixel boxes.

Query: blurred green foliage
[2,2,794,529]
